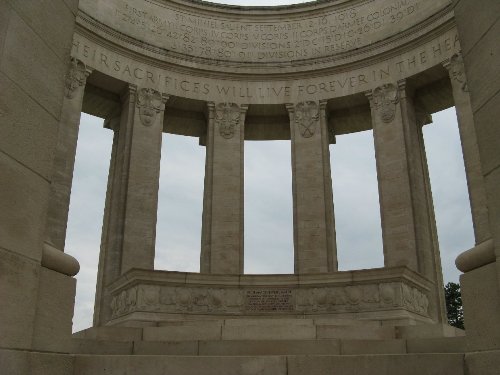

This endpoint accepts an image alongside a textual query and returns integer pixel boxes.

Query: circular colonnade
[49,0,489,328]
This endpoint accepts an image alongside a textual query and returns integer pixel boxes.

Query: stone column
[286,101,337,274]
[444,53,491,244]
[200,102,248,274]
[44,58,92,251]
[93,85,168,325]
[367,81,446,322]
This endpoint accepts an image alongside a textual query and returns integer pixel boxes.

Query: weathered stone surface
[0,10,66,119]
[0,250,39,349]
[287,354,464,375]
[460,263,500,351]
[74,355,287,375]
[465,350,500,375]
[32,267,76,352]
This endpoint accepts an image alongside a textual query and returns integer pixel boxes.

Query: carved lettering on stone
[65,58,87,99]
[136,88,164,126]
[372,84,399,123]
[295,101,319,138]
[215,102,241,139]
[449,53,468,92]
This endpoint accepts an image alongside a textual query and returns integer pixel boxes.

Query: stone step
[74,319,465,343]
[71,336,466,356]
[72,353,465,375]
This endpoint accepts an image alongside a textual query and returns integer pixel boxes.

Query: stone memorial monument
[0,0,499,373]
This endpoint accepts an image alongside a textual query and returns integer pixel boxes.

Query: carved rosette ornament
[215,102,241,139]
[295,101,319,138]
[449,53,468,92]
[64,58,87,99]
[372,84,400,123]
[136,88,164,126]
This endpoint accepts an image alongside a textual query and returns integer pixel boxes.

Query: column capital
[366,83,400,124]
[212,102,246,140]
[443,52,469,92]
[64,57,92,99]
[135,87,169,127]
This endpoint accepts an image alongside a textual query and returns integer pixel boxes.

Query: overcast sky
[65,0,475,332]
[66,107,474,332]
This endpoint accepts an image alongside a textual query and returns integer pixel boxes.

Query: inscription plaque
[245,289,294,312]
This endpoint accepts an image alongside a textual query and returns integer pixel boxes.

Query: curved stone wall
[56,0,487,327]
[73,0,458,104]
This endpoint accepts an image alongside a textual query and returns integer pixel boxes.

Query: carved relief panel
[110,281,429,319]
[135,88,166,126]
[214,102,241,139]
[371,84,400,123]
[293,101,320,138]
[64,58,89,99]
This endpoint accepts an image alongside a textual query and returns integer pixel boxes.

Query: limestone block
[454,0,500,55]
[473,91,500,176]
[396,324,465,339]
[0,11,66,119]
[222,319,316,340]
[143,321,222,341]
[0,2,12,57]
[341,339,406,354]
[8,0,75,60]
[133,341,198,355]
[199,339,340,356]
[0,249,39,349]
[0,349,74,375]
[464,21,500,114]
[317,325,395,340]
[0,347,29,374]
[0,152,49,262]
[74,355,287,375]
[31,267,76,352]
[73,327,143,342]
[287,354,464,375]
[407,337,466,353]
[465,350,500,375]
[71,339,133,355]
[29,352,74,375]
[460,262,500,351]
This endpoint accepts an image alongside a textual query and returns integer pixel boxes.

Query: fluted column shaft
[368,81,446,322]
[444,53,491,244]
[287,100,337,274]
[45,58,92,251]
[93,85,168,325]
[200,102,248,274]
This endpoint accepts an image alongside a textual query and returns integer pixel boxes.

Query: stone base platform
[107,266,434,326]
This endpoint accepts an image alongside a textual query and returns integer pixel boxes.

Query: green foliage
[445,282,464,329]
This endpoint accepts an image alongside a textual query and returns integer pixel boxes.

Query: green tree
[445,282,464,329]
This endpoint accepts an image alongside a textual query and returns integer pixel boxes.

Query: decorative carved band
[448,53,468,92]
[64,58,89,99]
[136,88,165,126]
[371,83,400,123]
[215,102,241,139]
[110,282,429,319]
[294,101,319,138]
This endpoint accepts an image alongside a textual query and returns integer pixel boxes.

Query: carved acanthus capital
[446,53,468,92]
[65,58,90,99]
[370,83,400,124]
[136,88,168,126]
[214,102,241,139]
[293,101,319,138]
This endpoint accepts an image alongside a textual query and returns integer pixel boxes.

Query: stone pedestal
[200,102,248,275]
[286,101,337,274]
[94,85,168,325]
[444,53,491,244]
[45,58,92,252]
[367,81,445,323]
